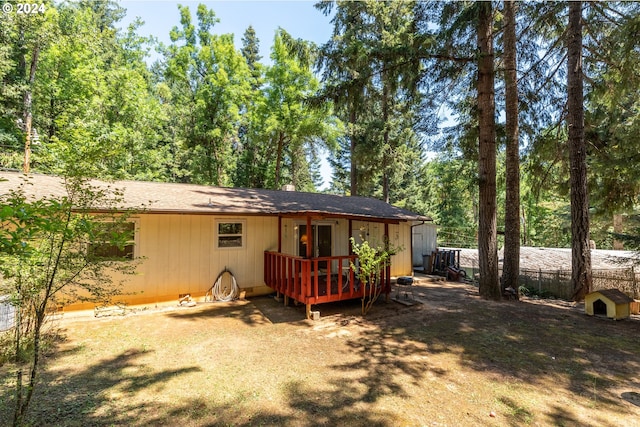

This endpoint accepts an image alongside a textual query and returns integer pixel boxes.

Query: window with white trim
[216,220,245,249]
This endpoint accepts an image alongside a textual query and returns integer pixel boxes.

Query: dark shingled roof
[590,289,634,305]
[0,172,431,222]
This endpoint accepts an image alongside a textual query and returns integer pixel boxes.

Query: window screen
[217,221,244,248]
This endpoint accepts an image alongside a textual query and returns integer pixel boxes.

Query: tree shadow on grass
[2,282,637,426]
[279,379,397,427]
[332,329,447,404]
[359,282,640,426]
[0,348,201,426]
[168,382,398,427]
[164,300,276,326]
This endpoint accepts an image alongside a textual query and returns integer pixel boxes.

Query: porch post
[306,215,312,258]
[384,222,391,301]
[278,216,282,253]
[348,219,353,255]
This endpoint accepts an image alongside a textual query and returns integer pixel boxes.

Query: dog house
[585,289,633,320]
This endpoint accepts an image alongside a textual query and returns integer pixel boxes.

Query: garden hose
[209,268,239,302]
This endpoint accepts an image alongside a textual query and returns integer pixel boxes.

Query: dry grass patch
[1,279,639,426]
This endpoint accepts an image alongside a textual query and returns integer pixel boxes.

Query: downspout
[411,219,435,272]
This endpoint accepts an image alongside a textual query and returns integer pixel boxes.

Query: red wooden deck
[264,251,391,318]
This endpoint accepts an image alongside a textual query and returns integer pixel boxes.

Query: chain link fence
[462,262,640,300]
[518,268,640,300]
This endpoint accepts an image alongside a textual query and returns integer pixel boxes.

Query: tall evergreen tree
[316,0,425,202]
[241,25,262,82]
[235,25,266,188]
[501,0,520,296]
[584,3,640,215]
[477,1,500,300]
[567,1,591,301]
[316,0,374,196]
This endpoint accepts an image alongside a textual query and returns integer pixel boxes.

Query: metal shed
[411,222,438,269]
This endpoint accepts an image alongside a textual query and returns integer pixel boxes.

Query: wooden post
[348,220,353,255]
[306,216,312,259]
[384,223,391,301]
[278,216,282,252]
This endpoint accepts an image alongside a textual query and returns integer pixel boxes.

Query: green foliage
[255,29,341,190]
[0,176,140,309]
[0,0,639,250]
[0,175,141,424]
[160,4,254,186]
[585,4,640,216]
[518,285,553,299]
[609,214,640,252]
[0,1,169,179]
[317,0,427,200]
[349,236,399,316]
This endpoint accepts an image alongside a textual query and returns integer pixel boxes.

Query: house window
[216,220,245,249]
[89,221,137,260]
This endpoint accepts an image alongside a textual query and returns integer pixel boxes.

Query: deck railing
[264,251,391,306]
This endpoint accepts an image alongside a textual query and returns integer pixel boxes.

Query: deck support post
[284,295,289,306]
[306,303,311,319]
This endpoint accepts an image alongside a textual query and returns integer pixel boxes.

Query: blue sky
[119,1,335,188]
[120,1,334,64]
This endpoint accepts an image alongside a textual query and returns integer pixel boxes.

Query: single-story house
[0,172,431,317]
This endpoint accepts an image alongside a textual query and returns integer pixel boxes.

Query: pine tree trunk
[22,43,40,174]
[502,0,520,297]
[477,1,500,300]
[275,132,284,189]
[349,106,358,196]
[382,70,390,204]
[567,1,592,301]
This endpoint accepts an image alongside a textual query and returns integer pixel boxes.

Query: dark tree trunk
[502,0,520,298]
[567,1,592,301]
[382,69,390,204]
[477,1,500,300]
[349,106,358,196]
[22,43,40,174]
[275,132,284,189]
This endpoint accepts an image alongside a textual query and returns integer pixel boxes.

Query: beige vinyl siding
[389,223,412,276]
[115,214,277,306]
[280,218,295,255]
[64,214,412,311]
[351,221,412,276]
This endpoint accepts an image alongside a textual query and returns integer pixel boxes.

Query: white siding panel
[412,223,438,266]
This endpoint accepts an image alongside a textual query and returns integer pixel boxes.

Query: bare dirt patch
[1,277,639,426]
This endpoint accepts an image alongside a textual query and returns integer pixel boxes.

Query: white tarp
[0,296,16,331]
